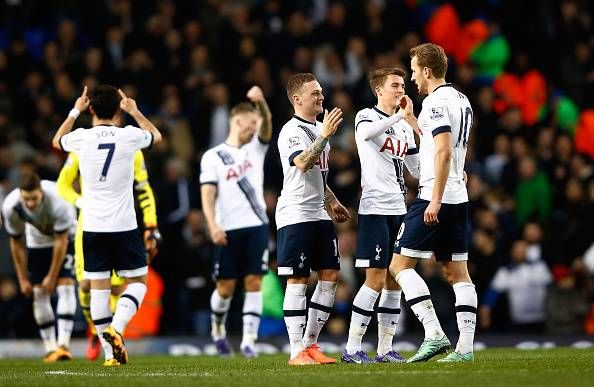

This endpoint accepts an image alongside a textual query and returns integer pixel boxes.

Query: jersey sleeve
[1,202,24,238]
[60,130,83,152]
[56,153,82,207]
[425,98,452,137]
[133,151,158,228]
[354,109,373,132]
[199,151,218,185]
[127,125,154,150]
[278,126,307,166]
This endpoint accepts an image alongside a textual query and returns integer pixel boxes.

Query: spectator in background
[545,264,590,334]
[481,240,552,333]
[515,156,552,225]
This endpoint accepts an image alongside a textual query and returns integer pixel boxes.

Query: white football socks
[303,281,337,348]
[283,284,307,359]
[345,285,378,354]
[453,282,477,354]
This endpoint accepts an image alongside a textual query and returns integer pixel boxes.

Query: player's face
[20,189,43,211]
[377,74,405,108]
[410,56,428,95]
[297,80,324,116]
[236,111,259,145]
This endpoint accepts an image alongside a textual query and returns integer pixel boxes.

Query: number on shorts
[63,253,74,271]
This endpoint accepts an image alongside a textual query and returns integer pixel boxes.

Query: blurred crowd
[0,0,593,339]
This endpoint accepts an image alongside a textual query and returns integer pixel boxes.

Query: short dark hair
[410,43,448,79]
[230,102,257,119]
[19,172,41,192]
[90,84,121,119]
[368,68,407,97]
[286,73,317,105]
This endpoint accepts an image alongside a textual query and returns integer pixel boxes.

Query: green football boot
[407,336,451,363]
[437,351,474,362]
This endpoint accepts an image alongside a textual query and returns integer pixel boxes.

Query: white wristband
[68,108,80,119]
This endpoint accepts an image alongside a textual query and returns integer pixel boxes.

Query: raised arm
[118,89,163,145]
[246,86,272,143]
[52,86,90,150]
[293,108,343,172]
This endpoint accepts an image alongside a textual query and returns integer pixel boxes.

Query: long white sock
[91,289,113,359]
[453,282,477,354]
[56,284,76,348]
[283,284,307,359]
[377,289,402,355]
[303,281,337,347]
[211,289,232,340]
[241,291,262,348]
[33,287,57,353]
[112,283,147,334]
[395,269,444,340]
[345,285,379,354]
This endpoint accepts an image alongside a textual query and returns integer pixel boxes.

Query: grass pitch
[1,348,593,387]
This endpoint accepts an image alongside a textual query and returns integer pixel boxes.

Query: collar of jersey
[223,141,241,148]
[432,83,454,92]
[373,106,390,118]
[293,115,316,126]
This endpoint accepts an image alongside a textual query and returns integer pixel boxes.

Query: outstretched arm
[357,114,403,141]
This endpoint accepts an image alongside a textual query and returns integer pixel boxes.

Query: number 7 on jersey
[98,143,116,181]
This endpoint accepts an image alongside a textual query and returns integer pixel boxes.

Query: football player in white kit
[389,43,477,363]
[276,73,351,366]
[200,86,272,358]
[2,173,77,362]
[52,85,162,366]
[342,68,419,364]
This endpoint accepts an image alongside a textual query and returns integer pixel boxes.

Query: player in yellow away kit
[57,150,161,361]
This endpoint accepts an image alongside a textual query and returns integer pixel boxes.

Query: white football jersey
[200,134,269,231]
[2,180,76,248]
[417,84,472,204]
[276,116,331,229]
[355,107,417,215]
[59,125,153,232]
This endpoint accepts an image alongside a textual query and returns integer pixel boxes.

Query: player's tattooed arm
[247,86,272,143]
[293,135,328,171]
[294,107,343,172]
[325,186,351,223]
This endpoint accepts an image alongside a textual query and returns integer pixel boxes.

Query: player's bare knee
[364,268,385,292]
[79,279,91,292]
[318,269,339,283]
[244,275,262,292]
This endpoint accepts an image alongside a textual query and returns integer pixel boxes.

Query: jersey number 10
[456,107,472,148]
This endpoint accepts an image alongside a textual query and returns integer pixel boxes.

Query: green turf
[0,348,593,387]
